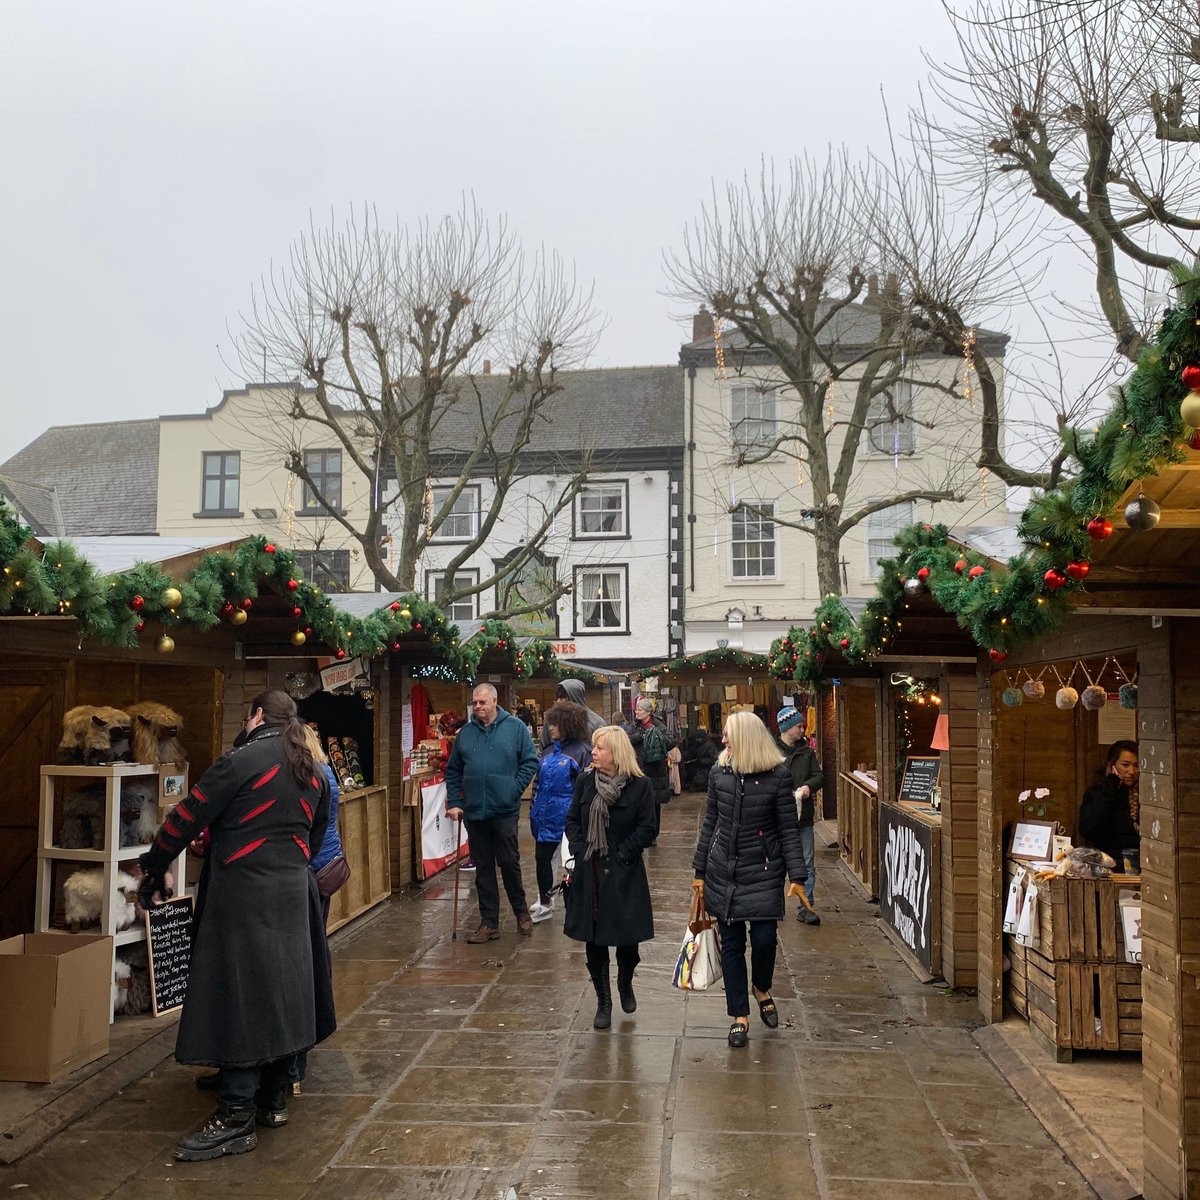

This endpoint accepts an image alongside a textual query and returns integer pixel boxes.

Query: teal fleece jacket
[444,708,539,821]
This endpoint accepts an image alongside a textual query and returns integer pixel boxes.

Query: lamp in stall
[930,713,951,752]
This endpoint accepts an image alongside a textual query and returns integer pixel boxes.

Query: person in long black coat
[1078,739,1140,865]
[138,689,334,1161]
[692,711,807,1049]
[564,724,657,1030]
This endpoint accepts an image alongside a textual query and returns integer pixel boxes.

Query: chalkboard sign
[144,895,194,1016]
[899,756,941,803]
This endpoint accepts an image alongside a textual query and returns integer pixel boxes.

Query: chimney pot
[692,306,714,343]
[482,359,491,375]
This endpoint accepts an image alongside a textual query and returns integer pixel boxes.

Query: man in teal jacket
[445,682,539,942]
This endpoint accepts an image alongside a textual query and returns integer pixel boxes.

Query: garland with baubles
[630,647,770,682]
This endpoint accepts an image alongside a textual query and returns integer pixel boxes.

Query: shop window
[428,485,480,542]
[295,549,351,591]
[199,452,240,515]
[300,449,342,513]
[574,565,627,633]
[426,570,480,622]
[574,481,628,538]
[731,504,777,579]
[866,501,915,576]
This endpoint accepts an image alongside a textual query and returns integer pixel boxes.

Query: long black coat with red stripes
[140,725,335,1068]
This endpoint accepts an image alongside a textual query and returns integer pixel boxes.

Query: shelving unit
[36,763,187,1021]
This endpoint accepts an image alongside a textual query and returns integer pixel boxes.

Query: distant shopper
[1079,740,1140,865]
[540,678,604,748]
[775,705,824,924]
[626,697,677,842]
[445,682,539,942]
[692,711,806,1049]
[529,701,592,922]
[564,725,657,1029]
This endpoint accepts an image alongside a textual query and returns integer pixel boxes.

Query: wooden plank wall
[941,665,978,989]
[386,665,415,889]
[976,661,1002,1022]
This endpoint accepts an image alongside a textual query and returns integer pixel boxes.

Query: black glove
[137,872,168,910]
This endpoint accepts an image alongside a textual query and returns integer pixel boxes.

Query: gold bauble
[399,608,412,620]
[290,630,307,646]
[1181,391,1200,429]
[161,586,183,610]
[230,608,248,626]
[156,634,175,654]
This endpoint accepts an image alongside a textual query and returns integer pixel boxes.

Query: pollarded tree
[232,202,601,619]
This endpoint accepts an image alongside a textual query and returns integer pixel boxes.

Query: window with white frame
[866,379,916,454]
[574,565,627,632]
[574,480,627,538]
[866,501,915,576]
[730,385,778,452]
[300,449,342,513]
[731,503,777,578]
[426,570,480,622]
[428,485,480,541]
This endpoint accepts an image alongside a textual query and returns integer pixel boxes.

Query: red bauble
[968,566,985,579]
[988,648,1008,663]
[130,595,145,611]
[293,606,302,617]
[497,639,506,649]
[1182,365,1200,390]
[221,601,234,616]
[391,641,401,651]
[839,638,850,649]
[954,559,967,575]
[241,597,253,610]
[1043,568,1067,591]
[287,579,299,591]
[916,567,930,581]
[263,543,276,554]
[335,649,346,660]
[390,601,401,612]
[414,622,422,631]
[1190,429,1200,451]
[1087,517,1113,541]
[135,621,145,633]
[304,626,313,636]
[1066,561,1090,581]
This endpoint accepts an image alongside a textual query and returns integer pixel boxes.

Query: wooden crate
[327,784,391,933]
[1024,947,1141,1054]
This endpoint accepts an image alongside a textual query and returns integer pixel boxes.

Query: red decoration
[221,601,235,616]
[414,622,422,631]
[304,626,313,636]
[293,606,302,617]
[130,595,145,612]
[1190,429,1200,451]
[497,639,507,649]
[263,543,276,554]
[391,641,401,651]
[241,597,253,610]
[1182,365,1200,390]
[839,638,850,649]
[335,649,346,660]
[968,566,985,579]
[390,601,401,612]
[916,567,930,581]
[135,621,145,633]
[988,649,1008,663]
[954,559,967,575]
[287,579,299,591]
[1066,561,1090,581]
[1087,517,1113,541]
[1043,568,1067,591]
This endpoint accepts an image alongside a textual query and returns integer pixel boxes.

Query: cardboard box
[0,933,112,1082]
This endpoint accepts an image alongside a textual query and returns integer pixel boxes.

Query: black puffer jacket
[692,761,807,922]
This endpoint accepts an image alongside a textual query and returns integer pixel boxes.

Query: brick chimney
[692,306,714,343]
[864,275,879,307]
[482,359,491,375]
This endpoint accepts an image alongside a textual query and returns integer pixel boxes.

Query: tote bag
[672,891,723,991]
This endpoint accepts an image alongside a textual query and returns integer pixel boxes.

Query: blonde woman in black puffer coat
[692,711,807,1048]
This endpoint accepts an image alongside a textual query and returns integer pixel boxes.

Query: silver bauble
[903,577,925,598]
[1123,493,1161,531]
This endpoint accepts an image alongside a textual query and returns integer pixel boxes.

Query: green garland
[770,275,1200,686]
[631,647,770,682]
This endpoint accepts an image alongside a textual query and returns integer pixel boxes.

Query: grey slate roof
[0,476,65,537]
[1,419,160,535]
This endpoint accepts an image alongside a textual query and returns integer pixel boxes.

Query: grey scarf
[586,769,628,860]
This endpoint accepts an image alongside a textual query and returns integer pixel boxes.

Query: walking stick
[451,818,464,940]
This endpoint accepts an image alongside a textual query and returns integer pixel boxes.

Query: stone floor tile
[957,1142,1100,1198]
[672,1069,805,1133]
[561,1032,679,1081]
[923,1083,1059,1146]
[796,1046,922,1097]
[301,1165,510,1200]
[824,1182,978,1199]
[468,1008,580,1032]
[394,1064,559,1106]
[417,1029,564,1068]
[0,1130,176,1198]
[669,1130,819,1198]
[376,1100,545,1125]
[522,1124,663,1197]
[339,1119,533,1169]
[296,1047,419,1095]
[546,1079,668,1124]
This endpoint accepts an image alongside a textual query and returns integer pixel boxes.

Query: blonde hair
[719,711,785,774]
[593,724,644,778]
[302,724,329,765]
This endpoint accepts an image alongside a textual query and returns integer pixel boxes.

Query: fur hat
[777,705,804,733]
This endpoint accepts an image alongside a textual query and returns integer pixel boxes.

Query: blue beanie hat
[777,705,803,733]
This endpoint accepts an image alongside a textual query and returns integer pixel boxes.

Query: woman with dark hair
[138,689,334,1161]
[529,701,592,923]
[1079,739,1140,865]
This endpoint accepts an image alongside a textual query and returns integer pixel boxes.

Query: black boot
[591,966,612,1030]
[255,1083,289,1127]
[174,1104,257,1161]
[616,962,637,1014]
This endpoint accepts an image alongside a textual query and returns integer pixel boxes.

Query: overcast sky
[1,0,1101,464]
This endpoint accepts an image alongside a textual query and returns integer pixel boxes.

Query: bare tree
[231,203,602,618]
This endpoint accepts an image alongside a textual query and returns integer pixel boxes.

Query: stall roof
[324,592,405,619]
[55,535,243,574]
[948,524,1023,565]
[559,660,629,678]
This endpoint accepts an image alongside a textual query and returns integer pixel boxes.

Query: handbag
[315,852,351,898]
[672,891,723,991]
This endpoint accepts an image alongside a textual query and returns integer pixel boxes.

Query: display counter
[327,784,391,932]
[838,771,880,898]
[878,799,942,976]
[1003,857,1141,1060]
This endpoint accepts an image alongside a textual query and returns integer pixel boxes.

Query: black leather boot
[591,966,612,1030]
[255,1083,289,1127]
[616,962,637,1014]
[174,1104,257,1161]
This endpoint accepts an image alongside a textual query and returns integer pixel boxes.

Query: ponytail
[249,690,315,787]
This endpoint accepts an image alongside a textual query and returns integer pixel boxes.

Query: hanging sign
[320,656,368,691]
[145,895,194,1017]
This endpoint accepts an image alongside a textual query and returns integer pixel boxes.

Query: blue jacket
[311,763,343,872]
[445,708,538,821]
[530,739,591,842]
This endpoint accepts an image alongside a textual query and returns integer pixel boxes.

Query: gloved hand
[137,872,169,910]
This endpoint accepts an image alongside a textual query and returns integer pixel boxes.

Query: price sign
[144,895,194,1016]
[899,756,941,804]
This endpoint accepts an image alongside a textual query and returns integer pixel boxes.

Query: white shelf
[40,763,160,779]
[115,927,146,947]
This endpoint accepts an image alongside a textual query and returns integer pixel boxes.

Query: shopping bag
[1002,867,1026,935]
[1015,880,1040,949]
[672,892,723,991]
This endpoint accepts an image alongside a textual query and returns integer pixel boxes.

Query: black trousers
[219,1058,292,1109]
[534,840,557,904]
[585,941,640,977]
[717,918,778,1018]
[465,813,528,927]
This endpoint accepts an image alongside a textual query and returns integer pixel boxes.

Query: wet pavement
[0,793,1098,1199]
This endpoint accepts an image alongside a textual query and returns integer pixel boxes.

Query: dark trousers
[465,813,527,928]
[219,1058,292,1109]
[718,918,778,1018]
[585,941,640,977]
[534,840,557,904]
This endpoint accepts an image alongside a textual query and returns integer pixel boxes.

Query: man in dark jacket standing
[776,705,824,925]
[539,677,605,748]
[446,682,539,943]
[625,696,677,844]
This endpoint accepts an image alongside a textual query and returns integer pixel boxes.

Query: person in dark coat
[539,678,605,748]
[1078,739,1140,865]
[692,711,807,1049]
[625,697,677,843]
[564,725,657,1030]
[138,690,334,1161]
[776,704,824,925]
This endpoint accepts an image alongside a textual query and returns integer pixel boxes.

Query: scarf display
[586,769,628,860]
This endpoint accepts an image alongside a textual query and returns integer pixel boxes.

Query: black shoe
[255,1085,289,1127]
[755,995,779,1029]
[592,967,613,1030]
[194,1071,221,1092]
[174,1105,257,1161]
[802,909,821,926]
[617,966,637,1014]
[728,1021,749,1049]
